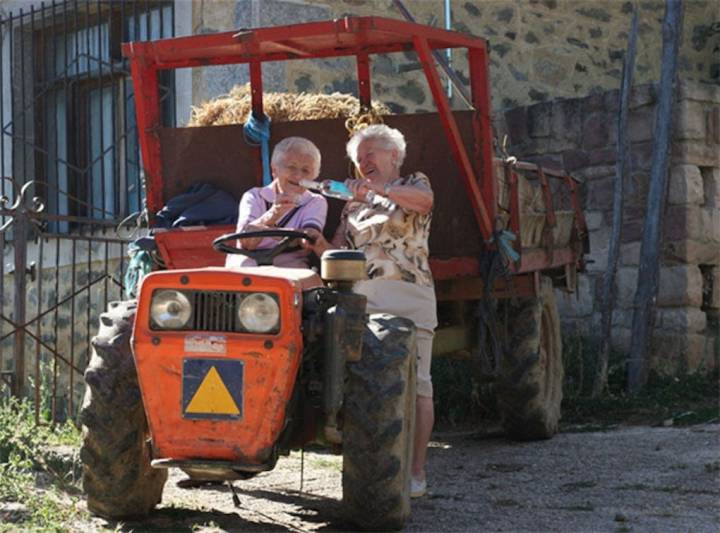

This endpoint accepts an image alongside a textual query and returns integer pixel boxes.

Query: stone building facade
[186,0,718,115]
[502,81,719,373]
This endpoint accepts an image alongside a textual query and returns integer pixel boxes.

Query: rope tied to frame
[489,228,520,264]
[243,112,273,186]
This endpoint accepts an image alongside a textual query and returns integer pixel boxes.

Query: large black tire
[342,313,416,531]
[496,276,563,440]
[79,300,167,519]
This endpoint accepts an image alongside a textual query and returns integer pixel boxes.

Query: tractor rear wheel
[79,300,167,518]
[496,276,563,440]
[342,313,416,531]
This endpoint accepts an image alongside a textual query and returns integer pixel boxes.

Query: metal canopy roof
[121,16,487,68]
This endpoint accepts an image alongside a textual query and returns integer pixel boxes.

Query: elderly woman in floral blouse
[304,124,436,499]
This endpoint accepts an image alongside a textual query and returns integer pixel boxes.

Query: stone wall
[188,0,718,114]
[502,80,719,374]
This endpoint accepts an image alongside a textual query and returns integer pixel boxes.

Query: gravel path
[89,423,720,532]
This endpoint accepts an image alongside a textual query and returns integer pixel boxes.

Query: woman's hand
[264,192,297,222]
[346,179,373,202]
[301,228,331,257]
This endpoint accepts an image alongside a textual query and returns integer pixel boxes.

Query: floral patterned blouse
[341,172,434,288]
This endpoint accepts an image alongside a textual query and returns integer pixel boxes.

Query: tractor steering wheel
[213,229,315,266]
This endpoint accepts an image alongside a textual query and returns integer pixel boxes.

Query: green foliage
[431,356,488,427]
[563,335,628,398]
[432,334,719,430]
[0,397,86,531]
[561,335,720,427]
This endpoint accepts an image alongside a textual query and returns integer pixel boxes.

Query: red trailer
[79,16,587,531]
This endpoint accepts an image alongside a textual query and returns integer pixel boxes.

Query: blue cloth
[155,183,238,229]
[124,243,153,299]
[489,229,520,263]
[243,112,272,186]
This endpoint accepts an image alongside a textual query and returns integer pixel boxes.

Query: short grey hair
[346,124,407,169]
[271,137,321,178]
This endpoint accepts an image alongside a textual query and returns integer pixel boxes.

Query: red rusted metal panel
[435,272,537,301]
[356,53,371,108]
[121,17,488,70]
[564,174,588,238]
[155,113,483,264]
[469,47,496,226]
[134,268,306,463]
[128,57,164,217]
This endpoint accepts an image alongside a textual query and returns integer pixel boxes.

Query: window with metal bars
[0,0,175,231]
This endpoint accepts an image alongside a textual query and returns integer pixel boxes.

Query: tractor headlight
[238,293,280,333]
[150,289,192,329]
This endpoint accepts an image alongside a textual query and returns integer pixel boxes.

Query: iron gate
[0,0,175,423]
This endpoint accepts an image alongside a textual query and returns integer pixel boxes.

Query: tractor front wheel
[79,300,167,519]
[496,276,563,440]
[342,313,416,531]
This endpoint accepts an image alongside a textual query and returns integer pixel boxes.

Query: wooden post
[628,0,683,392]
[592,9,639,398]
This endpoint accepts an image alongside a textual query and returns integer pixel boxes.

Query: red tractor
[80,17,587,531]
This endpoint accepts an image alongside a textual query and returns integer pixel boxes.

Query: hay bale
[188,84,391,126]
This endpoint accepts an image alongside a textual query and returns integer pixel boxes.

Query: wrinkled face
[355,139,398,182]
[272,149,319,194]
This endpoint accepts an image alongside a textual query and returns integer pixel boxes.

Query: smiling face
[355,139,399,183]
[271,149,319,195]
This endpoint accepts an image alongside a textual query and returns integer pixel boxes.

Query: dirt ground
[81,422,720,533]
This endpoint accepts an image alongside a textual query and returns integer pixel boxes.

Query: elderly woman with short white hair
[227,136,327,268]
[305,124,437,499]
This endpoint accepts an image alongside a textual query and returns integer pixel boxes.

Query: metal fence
[0,0,175,423]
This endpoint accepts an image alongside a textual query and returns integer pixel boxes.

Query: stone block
[563,149,590,172]
[702,167,720,207]
[629,141,654,171]
[614,267,638,308]
[527,102,551,138]
[505,106,528,144]
[549,98,583,150]
[628,108,655,143]
[628,83,657,110]
[710,267,720,309]
[667,164,704,205]
[664,239,720,266]
[573,165,615,181]
[556,274,594,318]
[658,265,704,307]
[585,176,614,209]
[656,307,707,332]
[620,242,641,266]
[582,112,610,150]
[611,327,632,353]
[588,147,617,166]
[649,333,715,375]
[702,208,720,244]
[663,205,705,242]
[610,308,633,328]
[584,210,604,231]
[674,100,707,141]
[677,80,720,103]
[672,141,720,167]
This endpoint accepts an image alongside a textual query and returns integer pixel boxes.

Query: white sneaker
[411,476,427,498]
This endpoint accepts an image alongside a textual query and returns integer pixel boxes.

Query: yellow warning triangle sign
[186,366,240,415]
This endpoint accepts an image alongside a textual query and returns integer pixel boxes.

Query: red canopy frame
[122,16,495,241]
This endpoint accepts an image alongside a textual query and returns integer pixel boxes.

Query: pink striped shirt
[225,183,327,268]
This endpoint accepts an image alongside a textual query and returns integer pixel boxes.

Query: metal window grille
[0,0,175,423]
